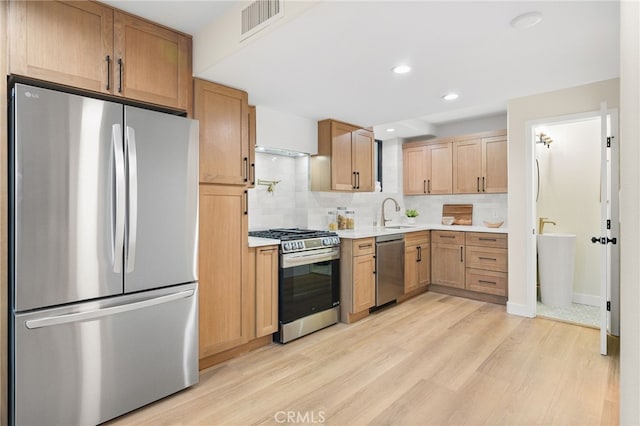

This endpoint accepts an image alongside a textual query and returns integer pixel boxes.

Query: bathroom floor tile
[536,301,600,328]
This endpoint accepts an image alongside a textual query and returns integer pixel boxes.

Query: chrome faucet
[381,197,401,226]
[539,217,556,234]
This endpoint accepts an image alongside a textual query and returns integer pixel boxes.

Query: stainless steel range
[249,228,340,343]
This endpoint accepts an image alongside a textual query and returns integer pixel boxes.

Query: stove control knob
[322,238,328,246]
[283,242,291,251]
[333,237,339,245]
[297,241,304,249]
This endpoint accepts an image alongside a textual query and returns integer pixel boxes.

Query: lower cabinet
[199,185,277,369]
[430,230,465,289]
[430,230,508,304]
[253,245,279,338]
[198,184,250,362]
[340,237,376,323]
[404,231,430,294]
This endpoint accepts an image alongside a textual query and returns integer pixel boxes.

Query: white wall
[434,113,507,138]
[506,78,619,317]
[536,118,601,304]
[620,1,640,423]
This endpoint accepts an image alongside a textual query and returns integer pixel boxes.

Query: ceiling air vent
[241,0,284,41]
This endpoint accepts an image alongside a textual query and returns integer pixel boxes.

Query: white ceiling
[103,1,620,140]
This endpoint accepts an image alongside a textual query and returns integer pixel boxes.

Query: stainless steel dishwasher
[375,234,405,307]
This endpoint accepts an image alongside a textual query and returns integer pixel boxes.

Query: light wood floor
[108,292,619,426]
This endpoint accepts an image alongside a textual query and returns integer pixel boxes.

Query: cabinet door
[255,246,278,337]
[352,254,375,313]
[427,143,453,194]
[331,122,356,190]
[352,129,375,191]
[198,184,249,358]
[247,105,257,188]
[431,243,465,288]
[418,245,431,288]
[404,245,420,293]
[9,0,113,94]
[482,136,508,193]
[403,146,428,195]
[453,139,482,194]
[113,11,191,110]
[194,79,250,185]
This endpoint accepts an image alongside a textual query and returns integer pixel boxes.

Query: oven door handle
[281,249,340,268]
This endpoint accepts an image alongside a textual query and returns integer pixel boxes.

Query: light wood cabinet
[430,231,465,289]
[404,231,430,293]
[194,79,250,185]
[247,105,257,188]
[113,11,192,110]
[9,1,114,94]
[403,129,507,195]
[465,232,508,297]
[311,119,375,192]
[402,140,452,195]
[253,245,278,338]
[198,184,249,362]
[340,238,376,323]
[8,0,192,111]
[452,130,508,194]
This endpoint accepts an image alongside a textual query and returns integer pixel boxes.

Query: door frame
[524,109,620,338]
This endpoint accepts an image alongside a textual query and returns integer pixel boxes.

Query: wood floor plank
[106,293,619,426]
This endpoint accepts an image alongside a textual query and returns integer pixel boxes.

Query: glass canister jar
[327,210,338,231]
[345,210,355,229]
[337,207,347,230]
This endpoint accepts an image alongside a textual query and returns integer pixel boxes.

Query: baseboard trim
[507,301,535,318]
[573,292,599,306]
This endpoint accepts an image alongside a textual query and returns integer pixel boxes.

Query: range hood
[255,105,318,155]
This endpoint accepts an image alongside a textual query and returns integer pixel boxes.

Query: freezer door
[123,106,198,292]
[12,84,124,311]
[12,283,199,426]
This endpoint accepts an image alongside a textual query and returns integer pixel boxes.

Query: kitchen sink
[385,225,416,229]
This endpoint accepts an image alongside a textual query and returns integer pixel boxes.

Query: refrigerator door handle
[112,124,126,273]
[126,125,138,273]
[24,289,195,329]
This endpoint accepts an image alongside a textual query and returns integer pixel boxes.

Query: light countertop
[248,236,280,248]
[335,223,508,239]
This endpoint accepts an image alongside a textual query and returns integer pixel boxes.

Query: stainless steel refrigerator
[9,83,199,426]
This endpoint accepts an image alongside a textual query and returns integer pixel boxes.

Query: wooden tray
[442,204,473,225]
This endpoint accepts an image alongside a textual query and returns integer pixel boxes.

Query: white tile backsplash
[248,139,508,230]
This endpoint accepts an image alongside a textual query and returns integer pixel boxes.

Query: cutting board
[442,204,473,225]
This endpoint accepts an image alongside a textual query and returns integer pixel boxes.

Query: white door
[596,103,620,355]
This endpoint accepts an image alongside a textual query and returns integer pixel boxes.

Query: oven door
[280,247,340,324]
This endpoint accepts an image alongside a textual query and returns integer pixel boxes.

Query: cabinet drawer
[466,269,507,296]
[466,246,507,272]
[431,230,464,245]
[466,232,507,248]
[353,238,375,256]
[405,231,429,246]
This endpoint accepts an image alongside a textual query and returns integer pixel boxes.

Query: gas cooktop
[249,228,340,253]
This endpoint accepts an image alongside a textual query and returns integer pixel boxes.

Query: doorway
[526,108,619,355]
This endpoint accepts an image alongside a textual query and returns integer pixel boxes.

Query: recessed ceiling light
[392,65,411,74]
[386,128,396,132]
[442,93,459,101]
[510,11,542,30]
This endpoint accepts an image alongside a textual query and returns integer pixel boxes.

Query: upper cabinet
[452,130,508,194]
[403,139,453,195]
[113,11,192,110]
[194,78,251,185]
[403,129,507,195]
[8,0,192,112]
[311,119,375,192]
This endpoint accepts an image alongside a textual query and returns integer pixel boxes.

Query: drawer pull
[460,246,463,262]
[479,257,497,261]
[440,235,456,239]
[359,243,372,249]
[479,237,497,241]
[479,280,497,285]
